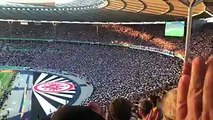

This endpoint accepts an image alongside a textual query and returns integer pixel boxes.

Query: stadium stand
[0,23,211,59]
[0,22,212,120]
[0,0,212,120]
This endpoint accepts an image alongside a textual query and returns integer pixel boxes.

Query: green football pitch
[0,71,15,98]
[165,29,184,37]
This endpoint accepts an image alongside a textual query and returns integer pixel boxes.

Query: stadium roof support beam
[180,0,202,7]
[189,0,198,6]
[184,0,203,61]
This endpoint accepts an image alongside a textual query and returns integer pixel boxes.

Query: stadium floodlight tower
[180,0,203,62]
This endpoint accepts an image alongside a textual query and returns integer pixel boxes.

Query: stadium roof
[204,0,213,13]
[0,0,212,22]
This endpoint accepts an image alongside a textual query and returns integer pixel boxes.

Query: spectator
[51,105,105,120]
[138,99,153,120]
[148,95,160,108]
[160,88,177,120]
[108,98,133,120]
[88,102,102,115]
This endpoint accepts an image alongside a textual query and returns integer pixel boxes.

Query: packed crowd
[0,40,182,116]
[0,22,212,119]
[0,22,212,59]
[48,56,213,120]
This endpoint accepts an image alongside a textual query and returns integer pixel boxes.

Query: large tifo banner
[165,21,185,37]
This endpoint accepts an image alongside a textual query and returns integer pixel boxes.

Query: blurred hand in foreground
[176,56,213,120]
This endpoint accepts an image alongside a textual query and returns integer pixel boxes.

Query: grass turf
[165,29,184,37]
[0,71,15,98]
